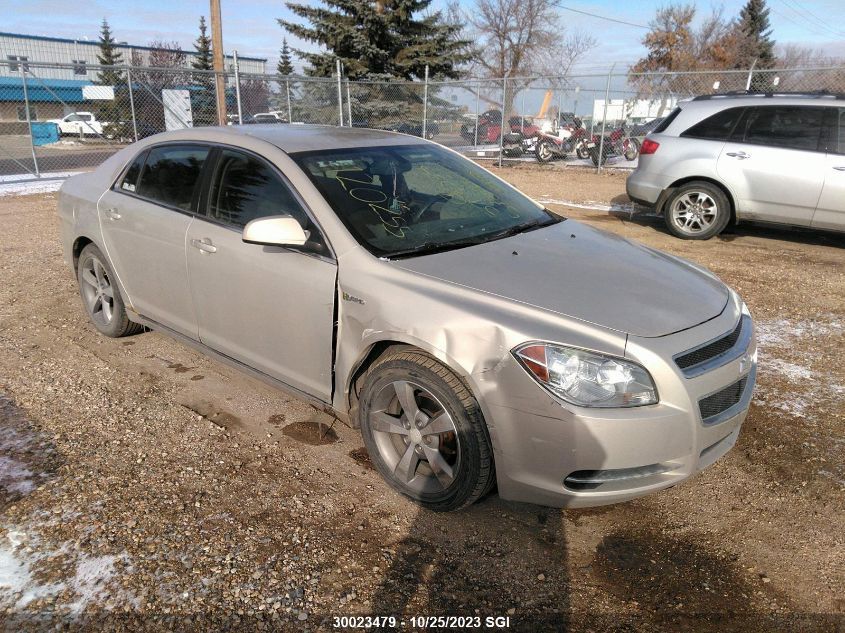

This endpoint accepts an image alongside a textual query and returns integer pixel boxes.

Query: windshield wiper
[385,216,561,260]
[385,238,483,260]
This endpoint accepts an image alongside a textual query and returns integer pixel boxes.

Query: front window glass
[208,149,309,229]
[293,144,559,258]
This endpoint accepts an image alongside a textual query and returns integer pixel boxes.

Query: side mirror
[242,216,309,247]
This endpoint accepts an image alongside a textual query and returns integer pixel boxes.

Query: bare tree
[464,0,596,113]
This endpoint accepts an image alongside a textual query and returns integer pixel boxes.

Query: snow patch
[0,171,81,197]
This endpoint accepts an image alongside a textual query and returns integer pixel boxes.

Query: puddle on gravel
[282,419,338,446]
[349,447,375,470]
[167,362,195,374]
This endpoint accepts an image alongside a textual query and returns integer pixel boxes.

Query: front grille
[699,376,747,422]
[676,318,743,371]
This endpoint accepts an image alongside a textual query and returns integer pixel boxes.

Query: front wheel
[358,349,495,512]
[663,182,731,240]
[535,140,555,163]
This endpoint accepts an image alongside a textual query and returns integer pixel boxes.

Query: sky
[1,0,844,73]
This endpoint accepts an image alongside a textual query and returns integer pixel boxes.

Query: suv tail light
[640,139,660,155]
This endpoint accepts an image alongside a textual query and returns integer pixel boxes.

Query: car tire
[358,349,495,512]
[535,140,555,163]
[663,182,731,240]
[77,243,144,338]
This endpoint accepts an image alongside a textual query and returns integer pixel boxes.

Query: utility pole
[210,0,227,126]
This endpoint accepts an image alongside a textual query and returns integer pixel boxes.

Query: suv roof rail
[692,90,845,101]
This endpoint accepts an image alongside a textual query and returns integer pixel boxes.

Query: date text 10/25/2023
[332,615,512,629]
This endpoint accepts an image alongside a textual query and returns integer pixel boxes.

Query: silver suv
[626,92,845,239]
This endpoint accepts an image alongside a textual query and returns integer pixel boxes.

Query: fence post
[499,76,507,167]
[422,65,429,139]
[520,86,526,132]
[346,80,352,126]
[336,59,344,127]
[286,79,292,123]
[473,81,481,146]
[233,50,243,125]
[745,58,758,91]
[126,66,138,142]
[19,67,39,177]
[597,64,615,174]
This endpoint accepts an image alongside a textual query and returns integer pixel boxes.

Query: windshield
[292,144,560,258]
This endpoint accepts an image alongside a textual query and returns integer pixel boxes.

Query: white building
[592,98,678,124]
[0,31,267,80]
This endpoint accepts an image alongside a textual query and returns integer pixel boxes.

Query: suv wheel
[358,349,495,512]
[664,182,731,240]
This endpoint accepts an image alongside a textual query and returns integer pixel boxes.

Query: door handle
[190,238,217,254]
[725,151,750,160]
[104,208,121,220]
[833,166,845,171]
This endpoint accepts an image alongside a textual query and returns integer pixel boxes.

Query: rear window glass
[681,107,744,140]
[736,106,825,152]
[118,151,146,193]
[135,144,209,210]
[651,107,681,134]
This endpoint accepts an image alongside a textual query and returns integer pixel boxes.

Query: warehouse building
[0,32,266,123]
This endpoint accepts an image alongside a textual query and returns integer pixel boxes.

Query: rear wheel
[77,244,143,337]
[663,182,731,240]
[358,349,495,512]
[589,142,613,166]
[623,138,639,161]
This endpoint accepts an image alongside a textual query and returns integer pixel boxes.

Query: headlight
[513,343,658,407]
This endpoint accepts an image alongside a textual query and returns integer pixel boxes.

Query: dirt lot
[0,165,843,632]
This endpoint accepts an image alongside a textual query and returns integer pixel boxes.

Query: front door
[185,148,337,401]
[98,143,210,337]
[813,107,845,232]
[717,105,827,226]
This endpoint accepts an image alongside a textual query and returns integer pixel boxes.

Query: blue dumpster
[31,122,60,146]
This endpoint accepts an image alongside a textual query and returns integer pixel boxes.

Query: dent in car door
[716,105,826,226]
[97,144,210,338]
[185,149,337,401]
[813,108,845,232]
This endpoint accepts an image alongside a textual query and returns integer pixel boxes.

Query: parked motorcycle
[534,115,589,162]
[585,125,639,166]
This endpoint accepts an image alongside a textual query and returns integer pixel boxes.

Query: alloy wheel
[671,191,719,235]
[369,380,460,494]
[80,256,115,326]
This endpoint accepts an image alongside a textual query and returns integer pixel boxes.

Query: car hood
[393,220,729,338]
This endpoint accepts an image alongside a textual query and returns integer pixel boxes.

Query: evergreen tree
[192,17,216,126]
[277,38,294,76]
[738,0,775,68]
[96,18,124,86]
[278,0,472,80]
[193,16,213,71]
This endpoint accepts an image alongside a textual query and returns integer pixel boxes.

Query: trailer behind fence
[1,59,843,180]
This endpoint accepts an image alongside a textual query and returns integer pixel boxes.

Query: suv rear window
[681,107,744,140]
[651,107,680,134]
[735,106,825,152]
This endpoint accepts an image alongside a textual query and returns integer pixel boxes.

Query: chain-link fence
[2,59,843,180]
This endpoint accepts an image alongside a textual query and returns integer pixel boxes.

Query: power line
[558,5,649,30]
[777,0,845,37]
[774,0,845,39]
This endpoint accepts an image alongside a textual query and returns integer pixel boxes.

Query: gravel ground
[0,166,843,632]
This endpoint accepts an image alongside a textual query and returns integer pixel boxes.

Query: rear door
[717,105,827,226]
[813,107,845,232]
[185,147,337,401]
[98,143,210,337]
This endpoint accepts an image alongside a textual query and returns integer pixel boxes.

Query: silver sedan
[58,125,757,511]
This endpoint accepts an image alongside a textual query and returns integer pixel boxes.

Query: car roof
[140,124,427,154]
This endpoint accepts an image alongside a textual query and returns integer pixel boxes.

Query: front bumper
[475,306,756,508]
